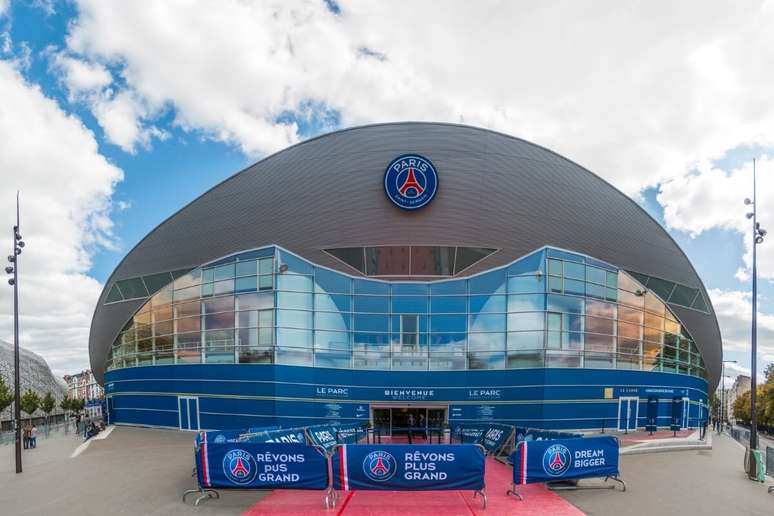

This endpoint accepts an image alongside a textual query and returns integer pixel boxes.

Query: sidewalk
[559,432,774,516]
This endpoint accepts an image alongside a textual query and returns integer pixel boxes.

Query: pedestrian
[30,424,37,449]
[22,424,29,449]
[418,413,427,440]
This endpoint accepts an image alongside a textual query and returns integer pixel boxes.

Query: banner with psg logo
[511,436,619,485]
[332,444,485,491]
[196,437,329,490]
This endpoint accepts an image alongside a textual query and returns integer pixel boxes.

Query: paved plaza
[1,426,774,515]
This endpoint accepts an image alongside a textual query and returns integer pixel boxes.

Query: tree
[20,389,40,424]
[0,375,13,414]
[765,363,774,384]
[40,392,55,427]
[60,397,71,413]
[71,398,85,415]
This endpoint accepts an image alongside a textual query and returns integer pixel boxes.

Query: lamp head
[747,212,754,219]
[745,198,753,205]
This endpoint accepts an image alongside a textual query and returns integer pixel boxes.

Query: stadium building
[89,123,721,433]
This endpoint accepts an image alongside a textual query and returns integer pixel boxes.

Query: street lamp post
[744,159,766,452]
[5,192,25,474]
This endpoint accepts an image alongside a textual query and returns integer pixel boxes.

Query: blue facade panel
[105,364,707,431]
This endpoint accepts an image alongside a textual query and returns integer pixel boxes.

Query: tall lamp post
[5,192,25,474]
[744,159,766,452]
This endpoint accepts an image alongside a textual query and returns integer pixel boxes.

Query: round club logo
[383,154,438,210]
[223,449,257,485]
[362,450,397,482]
[542,444,572,477]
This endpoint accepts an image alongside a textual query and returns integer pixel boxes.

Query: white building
[63,369,104,419]
[727,375,751,423]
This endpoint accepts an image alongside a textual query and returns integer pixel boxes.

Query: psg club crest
[383,154,438,210]
[362,450,397,482]
[542,443,572,477]
[223,449,257,485]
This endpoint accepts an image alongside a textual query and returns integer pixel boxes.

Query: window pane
[507,312,544,331]
[430,353,466,370]
[277,328,313,348]
[586,266,605,285]
[619,305,643,325]
[314,330,351,351]
[586,316,614,335]
[429,333,466,352]
[430,314,466,333]
[276,347,313,366]
[507,331,543,350]
[468,332,505,351]
[277,274,311,292]
[315,293,351,312]
[365,246,409,275]
[546,294,583,314]
[546,351,581,368]
[564,261,585,280]
[548,276,562,293]
[468,352,504,370]
[430,296,467,313]
[507,350,544,368]
[278,291,313,310]
[235,260,257,277]
[469,270,506,294]
[354,295,389,313]
[392,296,428,313]
[277,309,312,329]
[237,292,273,311]
[469,295,505,313]
[469,313,505,333]
[508,274,544,294]
[547,259,562,276]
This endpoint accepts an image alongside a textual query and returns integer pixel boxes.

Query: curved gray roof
[89,122,722,388]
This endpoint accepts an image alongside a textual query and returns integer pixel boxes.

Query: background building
[89,123,721,433]
[727,374,751,423]
[0,339,66,428]
[63,369,104,419]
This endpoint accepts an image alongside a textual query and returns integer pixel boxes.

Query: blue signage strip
[197,437,328,490]
[512,436,619,485]
[332,444,485,491]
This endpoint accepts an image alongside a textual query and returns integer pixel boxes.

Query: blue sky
[1,0,773,381]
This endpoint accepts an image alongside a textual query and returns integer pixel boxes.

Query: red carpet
[242,456,584,515]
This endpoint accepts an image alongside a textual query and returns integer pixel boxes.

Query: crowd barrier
[332,443,487,508]
[451,423,515,457]
[184,434,488,508]
[183,434,333,507]
[507,435,625,500]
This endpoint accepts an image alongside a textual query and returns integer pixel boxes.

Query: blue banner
[197,438,328,490]
[453,425,486,443]
[512,436,619,485]
[332,444,485,491]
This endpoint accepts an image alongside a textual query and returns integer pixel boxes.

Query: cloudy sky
[0,0,772,385]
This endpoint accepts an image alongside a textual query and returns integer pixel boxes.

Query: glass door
[372,408,391,436]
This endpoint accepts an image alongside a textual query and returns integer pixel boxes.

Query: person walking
[418,413,427,440]
[22,424,29,449]
[30,424,38,449]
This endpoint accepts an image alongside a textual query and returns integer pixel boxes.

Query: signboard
[332,444,485,491]
[306,423,365,452]
[197,440,328,490]
[512,436,619,485]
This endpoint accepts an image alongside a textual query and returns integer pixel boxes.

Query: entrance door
[373,408,391,435]
[178,396,200,431]
[617,397,639,431]
[682,397,690,429]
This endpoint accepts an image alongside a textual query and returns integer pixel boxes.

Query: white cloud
[0,0,8,18]
[59,0,774,194]
[51,53,112,96]
[658,157,774,280]
[708,288,774,373]
[0,59,123,376]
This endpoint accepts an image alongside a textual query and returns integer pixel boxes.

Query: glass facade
[105,246,706,379]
